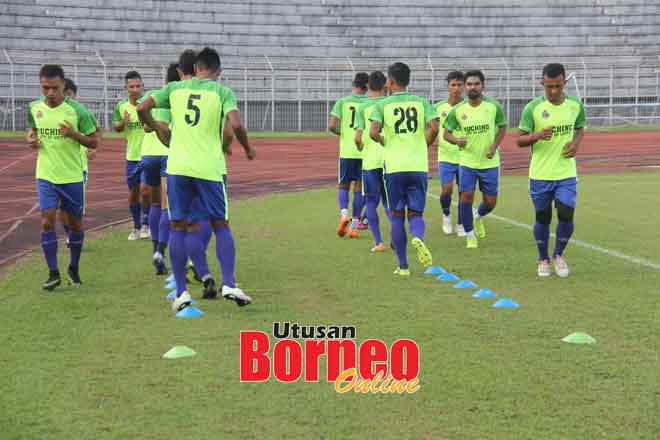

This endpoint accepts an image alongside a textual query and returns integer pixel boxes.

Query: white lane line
[0,202,39,244]
[427,191,660,270]
[0,154,33,174]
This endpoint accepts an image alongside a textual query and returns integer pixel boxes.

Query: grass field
[1,173,659,439]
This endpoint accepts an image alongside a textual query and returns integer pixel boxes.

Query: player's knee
[68,218,83,233]
[441,185,453,197]
[460,192,474,203]
[556,201,574,223]
[171,220,187,231]
[391,210,405,217]
[535,206,552,225]
[41,217,54,232]
[407,210,422,219]
[211,219,229,230]
[338,183,350,190]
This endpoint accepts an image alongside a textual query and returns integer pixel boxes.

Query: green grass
[1,173,659,439]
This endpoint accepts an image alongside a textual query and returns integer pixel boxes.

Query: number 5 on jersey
[186,94,201,126]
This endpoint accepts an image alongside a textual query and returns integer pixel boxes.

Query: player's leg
[407,172,432,268]
[185,197,215,296]
[552,178,577,278]
[156,165,170,260]
[58,208,70,246]
[139,174,151,239]
[530,179,554,277]
[455,170,464,236]
[59,181,85,285]
[198,178,252,306]
[363,169,384,252]
[349,160,364,237]
[385,173,409,275]
[439,162,457,235]
[458,166,478,248]
[37,179,61,290]
[167,174,195,311]
[336,158,352,237]
[126,160,142,240]
[473,167,499,239]
[143,156,166,274]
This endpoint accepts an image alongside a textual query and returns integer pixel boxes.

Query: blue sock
[477,202,493,218]
[141,205,149,229]
[41,231,58,271]
[149,204,161,252]
[534,222,550,261]
[408,215,425,240]
[129,203,141,230]
[457,199,463,225]
[215,225,236,288]
[185,231,210,279]
[440,194,451,216]
[352,191,364,219]
[391,215,408,269]
[200,220,213,251]
[338,188,349,212]
[365,195,382,245]
[68,231,84,268]
[554,221,574,257]
[459,202,473,233]
[169,230,188,295]
[157,210,169,254]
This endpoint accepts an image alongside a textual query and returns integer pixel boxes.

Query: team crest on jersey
[441,111,448,118]
[542,110,550,119]
[461,113,468,121]
[36,110,43,119]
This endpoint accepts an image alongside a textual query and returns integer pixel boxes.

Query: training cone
[163,346,196,359]
[176,306,204,318]
[454,280,478,289]
[165,281,176,290]
[492,298,519,309]
[472,288,497,299]
[165,290,177,300]
[437,272,460,282]
[425,266,446,275]
[190,299,198,305]
[165,274,174,283]
[561,332,596,345]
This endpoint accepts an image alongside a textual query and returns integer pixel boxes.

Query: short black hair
[178,49,197,76]
[39,64,65,79]
[387,62,411,87]
[446,71,464,83]
[196,47,221,72]
[542,63,566,79]
[368,71,386,91]
[125,70,142,82]
[353,72,369,91]
[64,78,77,94]
[464,70,485,84]
[166,62,180,83]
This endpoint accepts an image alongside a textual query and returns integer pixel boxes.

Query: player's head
[195,47,221,80]
[39,64,65,104]
[386,62,411,90]
[464,70,484,100]
[178,49,197,79]
[368,71,386,93]
[166,62,180,84]
[541,63,567,103]
[124,70,144,98]
[352,72,369,94]
[63,78,77,99]
[446,71,464,99]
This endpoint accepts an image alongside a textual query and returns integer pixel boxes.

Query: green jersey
[355,97,386,171]
[519,95,586,181]
[434,100,462,164]
[369,92,438,174]
[444,96,506,169]
[27,97,97,184]
[140,91,170,157]
[80,112,99,173]
[113,98,144,161]
[151,78,237,181]
[330,94,368,159]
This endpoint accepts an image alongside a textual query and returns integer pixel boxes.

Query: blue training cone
[454,279,478,289]
[472,288,497,299]
[437,272,460,282]
[190,299,198,305]
[176,307,204,318]
[425,266,446,275]
[165,274,174,283]
[165,290,177,300]
[492,298,519,309]
[165,281,176,290]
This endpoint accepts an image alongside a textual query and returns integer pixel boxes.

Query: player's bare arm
[59,121,99,149]
[563,127,584,158]
[227,110,255,160]
[443,127,467,148]
[355,129,364,151]
[517,126,554,147]
[369,120,383,145]
[486,125,506,159]
[27,128,40,150]
[425,119,440,146]
[328,116,341,136]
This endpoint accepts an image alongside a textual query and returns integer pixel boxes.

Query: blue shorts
[438,162,460,185]
[125,160,145,189]
[187,175,227,224]
[37,179,84,218]
[459,165,500,196]
[142,155,168,187]
[384,171,428,213]
[168,174,228,222]
[530,178,577,212]
[338,158,362,184]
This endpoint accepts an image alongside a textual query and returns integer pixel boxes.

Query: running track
[1,131,659,267]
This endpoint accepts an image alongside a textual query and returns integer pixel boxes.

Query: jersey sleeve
[369,101,384,123]
[151,84,172,109]
[518,101,535,133]
[354,103,366,131]
[74,102,98,135]
[423,99,438,123]
[494,101,507,127]
[443,107,459,131]
[574,101,587,129]
[112,101,123,123]
[26,102,36,129]
[221,86,238,115]
[330,98,343,119]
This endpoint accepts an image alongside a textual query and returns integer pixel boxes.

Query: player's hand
[123,111,130,124]
[562,142,578,158]
[27,131,40,150]
[245,146,256,160]
[155,126,171,146]
[486,146,497,159]
[87,149,97,160]
[59,121,74,138]
[455,137,468,149]
[536,126,554,141]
